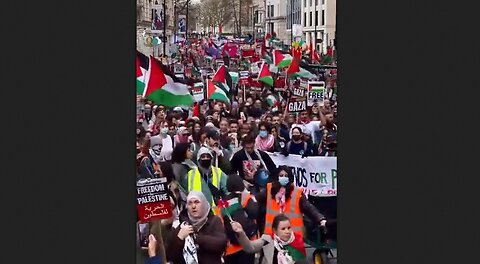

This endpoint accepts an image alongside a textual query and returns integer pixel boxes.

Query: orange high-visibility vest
[263,183,304,236]
[217,191,258,256]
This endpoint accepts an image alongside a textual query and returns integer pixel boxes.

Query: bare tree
[197,0,234,33]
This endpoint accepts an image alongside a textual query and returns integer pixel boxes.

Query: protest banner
[136,177,172,223]
[308,81,325,106]
[267,153,337,197]
[292,85,306,97]
[173,63,184,74]
[192,82,204,102]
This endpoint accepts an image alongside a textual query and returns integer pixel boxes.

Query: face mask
[292,135,302,141]
[151,145,162,155]
[199,159,212,168]
[160,128,168,135]
[259,131,268,138]
[278,177,289,186]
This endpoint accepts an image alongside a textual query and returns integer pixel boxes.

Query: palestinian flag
[286,58,300,77]
[219,198,242,217]
[284,233,307,262]
[136,53,149,95]
[257,62,273,87]
[273,50,291,68]
[138,52,194,107]
[207,79,230,104]
[266,94,278,107]
[212,64,232,93]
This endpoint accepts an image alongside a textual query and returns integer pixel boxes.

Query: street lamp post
[186,0,189,38]
[290,0,293,44]
[314,0,317,50]
[162,0,166,56]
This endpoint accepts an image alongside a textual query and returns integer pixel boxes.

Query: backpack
[221,196,258,245]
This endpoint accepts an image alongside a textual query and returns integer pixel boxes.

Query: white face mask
[278,177,289,186]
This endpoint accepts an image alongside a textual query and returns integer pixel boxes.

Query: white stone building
[265,0,288,43]
[136,0,176,56]
[300,0,336,53]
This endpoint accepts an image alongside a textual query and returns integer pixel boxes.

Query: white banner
[151,5,164,34]
[178,15,186,34]
[267,153,337,197]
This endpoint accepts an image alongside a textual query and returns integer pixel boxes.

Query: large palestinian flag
[257,62,273,87]
[137,51,194,107]
[206,79,230,105]
[273,49,292,68]
[212,64,233,93]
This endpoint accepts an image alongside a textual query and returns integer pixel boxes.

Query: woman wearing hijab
[167,191,227,264]
[255,166,326,237]
[255,122,275,152]
[230,214,307,264]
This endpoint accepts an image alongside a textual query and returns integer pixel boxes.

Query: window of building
[304,0,306,7]
[322,0,325,4]
[309,0,312,6]
[321,9,325,25]
[309,12,312,26]
[315,10,318,26]
[254,10,258,24]
[270,5,274,17]
[303,12,306,27]
[315,0,318,5]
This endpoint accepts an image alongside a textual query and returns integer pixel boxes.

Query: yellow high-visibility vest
[187,166,223,214]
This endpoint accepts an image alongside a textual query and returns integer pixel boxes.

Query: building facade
[266,0,288,43]
[286,0,302,44]
[300,0,336,53]
[136,0,176,56]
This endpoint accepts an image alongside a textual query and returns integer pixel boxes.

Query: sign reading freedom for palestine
[136,177,172,223]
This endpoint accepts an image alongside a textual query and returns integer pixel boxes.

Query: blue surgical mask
[278,177,289,186]
[259,131,268,138]
[160,128,168,135]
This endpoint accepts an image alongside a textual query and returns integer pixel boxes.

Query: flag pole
[162,0,166,56]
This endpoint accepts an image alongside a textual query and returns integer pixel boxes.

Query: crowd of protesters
[136,41,337,264]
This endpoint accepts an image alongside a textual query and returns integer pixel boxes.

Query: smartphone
[138,222,150,248]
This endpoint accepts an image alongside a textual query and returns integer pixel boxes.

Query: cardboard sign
[174,63,184,73]
[136,178,172,223]
[240,78,250,85]
[287,97,307,112]
[192,82,204,102]
[308,81,325,92]
[240,71,249,79]
[292,86,306,97]
[308,81,325,106]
